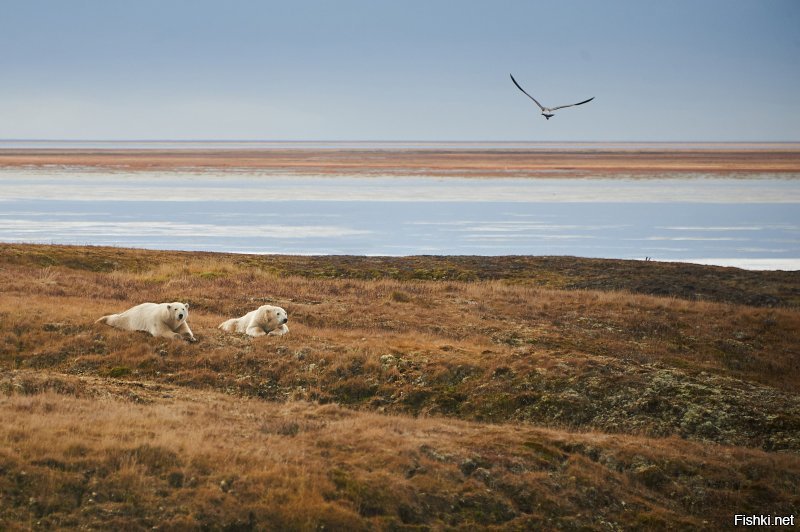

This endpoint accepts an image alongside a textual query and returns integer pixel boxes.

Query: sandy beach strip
[1,147,800,177]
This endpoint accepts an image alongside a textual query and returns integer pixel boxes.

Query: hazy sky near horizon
[1,0,799,141]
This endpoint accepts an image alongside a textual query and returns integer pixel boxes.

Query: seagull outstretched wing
[509,74,545,111]
[551,97,595,111]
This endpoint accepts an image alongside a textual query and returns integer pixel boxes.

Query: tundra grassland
[1,243,799,530]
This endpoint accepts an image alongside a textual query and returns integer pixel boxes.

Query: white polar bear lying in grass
[218,305,289,337]
[96,302,197,342]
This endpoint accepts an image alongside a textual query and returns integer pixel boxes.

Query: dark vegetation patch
[3,243,798,307]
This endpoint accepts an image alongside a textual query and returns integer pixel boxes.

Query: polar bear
[218,305,289,337]
[96,302,196,342]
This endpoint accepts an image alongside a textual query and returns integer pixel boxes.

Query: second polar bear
[97,302,196,341]
[218,305,289,337]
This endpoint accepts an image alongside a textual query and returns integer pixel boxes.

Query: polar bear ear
[185,303,190,309]
[167,304,172,310]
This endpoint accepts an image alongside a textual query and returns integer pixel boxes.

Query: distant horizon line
[2,139,800,144]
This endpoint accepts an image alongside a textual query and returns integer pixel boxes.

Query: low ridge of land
[2,147,800,176]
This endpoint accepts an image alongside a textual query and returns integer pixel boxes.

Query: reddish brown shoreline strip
[2,148,800,176]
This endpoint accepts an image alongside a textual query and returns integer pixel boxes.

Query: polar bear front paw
[268,324,289,336]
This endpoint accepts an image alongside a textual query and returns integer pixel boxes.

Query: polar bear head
[165,302,189,326]
[258,305,288,332]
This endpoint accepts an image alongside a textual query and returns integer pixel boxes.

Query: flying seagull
[510,74,594,120]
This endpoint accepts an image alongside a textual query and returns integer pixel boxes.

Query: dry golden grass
[1,243,799,529]
[4,243,798,307]
[2,147,800,175]
[2,371,799,530]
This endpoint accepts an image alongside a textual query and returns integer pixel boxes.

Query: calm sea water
[1,158,799,270]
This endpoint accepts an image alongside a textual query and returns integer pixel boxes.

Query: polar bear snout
[276,309,288,325]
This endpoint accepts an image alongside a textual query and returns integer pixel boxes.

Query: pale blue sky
[1,0,798,141]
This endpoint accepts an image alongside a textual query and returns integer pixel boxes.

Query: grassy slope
[1,243,799,529]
